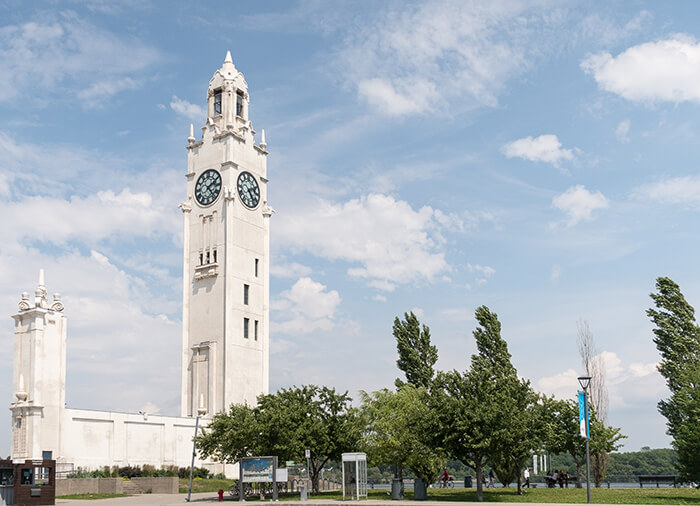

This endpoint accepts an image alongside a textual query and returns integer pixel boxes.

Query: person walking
[523,467,530,488]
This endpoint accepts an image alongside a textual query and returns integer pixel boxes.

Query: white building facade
[9,52,270,472]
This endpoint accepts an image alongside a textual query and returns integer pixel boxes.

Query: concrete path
[56,494,648,506]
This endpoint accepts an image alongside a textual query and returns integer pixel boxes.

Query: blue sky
[4,0,700,456]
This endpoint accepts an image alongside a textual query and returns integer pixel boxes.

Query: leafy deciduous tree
[394,311,438,389]
[648,277,700,484]
[195,385,359,494]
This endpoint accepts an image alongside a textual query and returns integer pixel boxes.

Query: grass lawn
[178,477,237,494]
[56,493,130,500]
[178,480,699,504]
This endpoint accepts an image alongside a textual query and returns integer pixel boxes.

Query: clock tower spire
[181,52,271,417]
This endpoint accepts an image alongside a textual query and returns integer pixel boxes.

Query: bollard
[218,489,224,502]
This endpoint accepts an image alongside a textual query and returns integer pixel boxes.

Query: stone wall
[55,477,178,496]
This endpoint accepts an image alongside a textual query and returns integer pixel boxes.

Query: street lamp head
[578,376,592,391]
[197,407,207,417]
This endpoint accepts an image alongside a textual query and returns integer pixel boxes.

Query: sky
[4,0,700,456]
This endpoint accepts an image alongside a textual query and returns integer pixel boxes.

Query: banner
[578,392,589,438]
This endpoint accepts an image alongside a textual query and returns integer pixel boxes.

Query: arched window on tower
[236,90,244,117]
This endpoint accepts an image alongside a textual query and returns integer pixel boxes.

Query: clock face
[194,169,222,206]
[237,171,260,209]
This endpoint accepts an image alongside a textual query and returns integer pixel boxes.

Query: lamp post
[186,405,207,502]
[578,376,592,504]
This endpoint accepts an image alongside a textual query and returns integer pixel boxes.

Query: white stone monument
[9,52,271,473]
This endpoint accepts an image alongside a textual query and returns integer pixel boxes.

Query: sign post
[239,456,278,502]
[305,449,311,496]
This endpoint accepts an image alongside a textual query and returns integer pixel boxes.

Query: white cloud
[170,95,206,124]
[616,119,631,142]
[339,0,557,116]
[0,188,179,246]
[537,352,664,409]
[581,35,700,104]
[272,277,341,335]
[270,262,313,279]
[551,264,561,281]
[0,13,160,104]
[632,175,700,207]
[467,264,495,277]
[275,194,450,291]
[502,134,575,167]
[552,185,609,226]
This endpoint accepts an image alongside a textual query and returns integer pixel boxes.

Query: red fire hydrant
[218,489,224,502]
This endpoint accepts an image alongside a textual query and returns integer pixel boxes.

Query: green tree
[195,385,359,494]
[542,398,625,487]
[648,277,700,484]
[432,306,537,501]
[359,385,446,498]
[394,311,438,389]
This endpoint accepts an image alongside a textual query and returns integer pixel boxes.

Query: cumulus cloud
[275,194,450,291]
[581,35,700,103]
[502,134,575,167]
[340,0,558,116]
[537,352,665,408]
[270,262,313,279]
[632,175,700,207]
[272,277,341,335]
[0,188,179,246]
[0,13,160,104]
[170,96,206,124]
[552,185,609,226]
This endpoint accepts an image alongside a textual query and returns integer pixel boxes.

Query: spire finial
[225,50,233,64]
[260,129,267,150]
[188,123,195,144]
[39,268,45,288]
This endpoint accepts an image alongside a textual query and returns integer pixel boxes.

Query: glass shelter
[341,452,367,500]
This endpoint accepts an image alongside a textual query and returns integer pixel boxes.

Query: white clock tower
[180,51,271,417]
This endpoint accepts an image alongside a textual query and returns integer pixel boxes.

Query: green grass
[178,477,237,494]
[178,480,699,504]
[56,493,129,500]
[309,487,700,504]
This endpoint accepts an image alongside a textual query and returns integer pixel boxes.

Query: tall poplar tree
[648,277,700,484]
[394,311,438,389]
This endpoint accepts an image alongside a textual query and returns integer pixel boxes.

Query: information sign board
[241,457,275,483]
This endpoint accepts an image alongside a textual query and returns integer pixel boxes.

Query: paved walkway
[56,494,647,506]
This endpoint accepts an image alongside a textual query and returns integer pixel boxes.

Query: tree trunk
[575,462,583,489]
[517,475,523,495]
[475,463,484,502]
[592,452,608,487]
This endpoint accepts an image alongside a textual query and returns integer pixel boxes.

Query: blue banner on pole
[578,392,589,438]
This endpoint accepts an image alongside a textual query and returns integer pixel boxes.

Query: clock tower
[180,52,271,417]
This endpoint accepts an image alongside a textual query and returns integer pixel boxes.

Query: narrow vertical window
[243,318,249,339]
[254,320,259,341]
[243,284,249,305]
[236,91,244,116]
[214,90,222,115]
[213,249,217,263]
[255,258,259,277]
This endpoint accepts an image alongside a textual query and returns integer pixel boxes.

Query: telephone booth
[341,453,367,500]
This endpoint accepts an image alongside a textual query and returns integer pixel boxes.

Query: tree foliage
[432,306,542,500]
[542,397,625,487]
[195,385,359,494]
[360,385,446,491]
[648,277,700,484]
[394,311,438,389]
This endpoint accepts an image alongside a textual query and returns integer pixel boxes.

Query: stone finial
[260,129,267,150]
[35,269,48,308]
[51,293,64,312]
[188,124,196,144]
[18,292,31,311]
[225,50,233,64]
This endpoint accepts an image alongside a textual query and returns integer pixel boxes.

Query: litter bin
[299,484,308,501]
[414,478,427,500]
[464,476,473,488]
[391,478,403,500]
